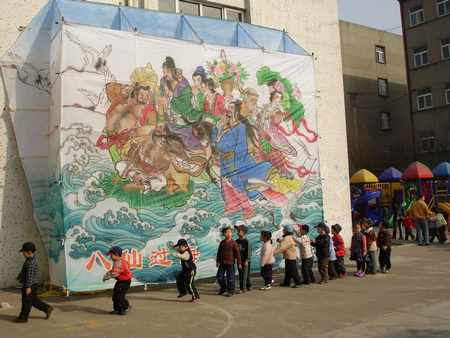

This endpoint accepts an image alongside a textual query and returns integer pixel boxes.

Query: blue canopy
[379,167,402,182]
[38,0,308,55]
[433,162,450,178]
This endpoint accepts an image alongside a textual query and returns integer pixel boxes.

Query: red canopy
[402,161,433,180]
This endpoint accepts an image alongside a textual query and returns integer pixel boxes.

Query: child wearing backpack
[350,224,367,278]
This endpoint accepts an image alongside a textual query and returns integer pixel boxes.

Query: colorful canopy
[402,161,433,180]
[433,162,450,178]
[379,167,402,182]
[350,169,379,184]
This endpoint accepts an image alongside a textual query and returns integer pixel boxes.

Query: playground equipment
[350,169,383,222]
[402,161,434,202]
[433,162,450,214]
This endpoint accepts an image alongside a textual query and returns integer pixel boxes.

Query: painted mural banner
[2,17,322,291]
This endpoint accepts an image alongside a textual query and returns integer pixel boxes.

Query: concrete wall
[340,21,413,174]
[0,0,50,288]
[0,0,351,287]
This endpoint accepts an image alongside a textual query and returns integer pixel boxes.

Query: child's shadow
[56,304,110,315]
[127,295,190,303]
[0,314,44,322]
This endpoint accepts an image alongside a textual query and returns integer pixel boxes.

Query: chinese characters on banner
[85,247,200,271]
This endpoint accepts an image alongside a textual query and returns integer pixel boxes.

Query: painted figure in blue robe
[212,112,272,216]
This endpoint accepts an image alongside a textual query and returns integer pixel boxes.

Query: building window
[417,89,433,111]
[446,85,450,104]
[377,78,389,97]
[375,45,386,64]
[421,135,437,153]
[163,1,244,21]
[202,4,222,19]
[413,47,429,67]
[442,39,450,60]
[179,1,200,16]
[138,0,145,8]
[159,0,177,12]
[380,112,391,131]
[225,8,244,22]
[409,6,425,26]
[437,0,450,16]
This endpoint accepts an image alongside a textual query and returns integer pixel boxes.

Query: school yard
[1,243,450,338]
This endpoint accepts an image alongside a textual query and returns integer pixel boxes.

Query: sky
[338,0,403,34]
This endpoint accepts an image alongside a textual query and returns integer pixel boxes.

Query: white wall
[0,0,50,288]
[0,0,351,287]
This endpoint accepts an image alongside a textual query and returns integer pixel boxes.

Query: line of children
[16,220,395,322]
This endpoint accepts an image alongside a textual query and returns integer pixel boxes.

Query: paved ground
[1,243,450,338]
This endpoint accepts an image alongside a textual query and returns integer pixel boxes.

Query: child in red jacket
[402,215,415,241]
[103,246,133,315]
[331,224,346,278]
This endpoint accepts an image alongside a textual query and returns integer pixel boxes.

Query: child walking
[260,231,275,290]
[216,226,241,297]
[313,223,330,284]
[297,225,315,285]
[402,214,415,241]
[172,239,200,301]
[15,242,53,323]
[275,225,302,287]
[235,223,252,293]
[331,224,346,278]
[365,226,377,274]
[325,225,338,280]
[377,222,392,273]
[350,224,367,278]
[103,246,133,315]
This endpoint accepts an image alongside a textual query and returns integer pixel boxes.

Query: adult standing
[409,195,433,246]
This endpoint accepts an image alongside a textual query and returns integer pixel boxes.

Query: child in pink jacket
[260,231,275,290]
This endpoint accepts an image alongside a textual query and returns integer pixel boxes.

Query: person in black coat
[312,223,330,284]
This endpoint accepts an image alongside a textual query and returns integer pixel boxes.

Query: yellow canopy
[350,169,378,184]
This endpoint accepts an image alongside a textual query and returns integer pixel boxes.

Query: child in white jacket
[260,231,275,290]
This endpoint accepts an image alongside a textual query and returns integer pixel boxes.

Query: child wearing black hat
[15,242,53,323]
[103,246,133,315]
[171,239,200,301]
[260,230,275,290]
[216,226,242,297]
[235,222,252,293]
